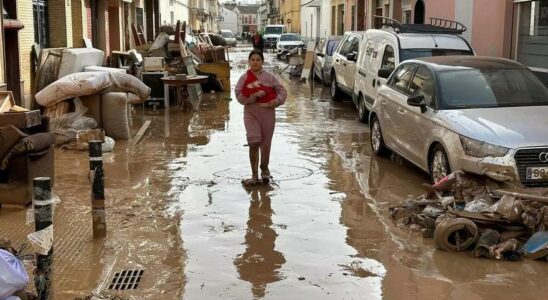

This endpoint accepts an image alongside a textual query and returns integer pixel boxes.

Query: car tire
[358,95,368,123]
[370,116,389,156]
[330,73,342,101]
[322,72,330,86]
[429,144,451,184]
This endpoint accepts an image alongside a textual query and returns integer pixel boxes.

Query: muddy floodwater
[1,46,546,300]
[165,48,548,299]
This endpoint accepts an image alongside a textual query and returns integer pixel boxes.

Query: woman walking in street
[252,31,264,52]
[236,49,287,186]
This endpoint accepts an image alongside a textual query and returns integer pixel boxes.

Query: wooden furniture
[197,62,230,91]
[161,75,208,110]
[132,23,147,46]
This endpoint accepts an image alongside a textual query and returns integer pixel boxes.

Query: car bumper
[456,152,519,182]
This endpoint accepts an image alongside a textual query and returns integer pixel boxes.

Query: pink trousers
[244,104,275,169]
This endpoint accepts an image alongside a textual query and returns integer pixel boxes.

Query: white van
[263,25,286,49]
[353,18,474,122]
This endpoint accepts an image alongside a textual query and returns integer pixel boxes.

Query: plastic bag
[102,136,115,153]
[0,249,29,299]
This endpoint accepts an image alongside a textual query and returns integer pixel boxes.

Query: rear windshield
[400,49,474,61]
[265,27,283,35]
[221,32,234,38]
[438,68,548,109]
[280,34,301,41]
[326,40,340,56]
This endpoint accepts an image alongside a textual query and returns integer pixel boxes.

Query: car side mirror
[316,53,325,57]
[377,68,392,79]
[346,52,357,62]
[407,95,427,113]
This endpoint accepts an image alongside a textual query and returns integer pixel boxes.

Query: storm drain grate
[108,269,144,290]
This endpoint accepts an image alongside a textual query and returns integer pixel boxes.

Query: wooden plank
[130,120,152,152]
[300,41,316,81]
[0,91,15,113]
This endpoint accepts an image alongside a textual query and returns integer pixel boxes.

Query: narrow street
[162,47,548,299]
[1,46,547,300]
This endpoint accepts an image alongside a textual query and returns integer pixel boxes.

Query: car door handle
[381,100,387,105]
[397,108,406,115]
[372,79,376,87]
[358,70,366,77]
[335,59,340,62]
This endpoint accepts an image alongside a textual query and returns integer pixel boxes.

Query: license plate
[526,166,548,180]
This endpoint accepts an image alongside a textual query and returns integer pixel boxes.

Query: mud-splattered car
[369,56,548,186]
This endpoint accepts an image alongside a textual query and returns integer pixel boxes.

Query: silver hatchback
[369,56,548,186]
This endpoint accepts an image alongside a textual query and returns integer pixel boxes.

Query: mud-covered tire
[358,95,368,123]
[370,116,388,156]
[330,73,342,101]
[322,72,330,86]
[429,144,451,184]
[434,218,479,252]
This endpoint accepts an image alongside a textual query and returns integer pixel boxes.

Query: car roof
[408,56,526,71]
[281,33,300,36]
[365,29,471,50]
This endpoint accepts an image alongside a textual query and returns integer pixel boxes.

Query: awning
[302,0,321,7]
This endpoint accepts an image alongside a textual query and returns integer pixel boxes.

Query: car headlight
[277,44,283,49]
[459,136,509,158]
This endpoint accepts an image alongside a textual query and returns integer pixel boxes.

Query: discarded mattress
[58,48,105,79]
[84,66,127,74]
[35,72,151,107]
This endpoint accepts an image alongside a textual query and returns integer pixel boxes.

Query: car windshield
[438,68,548,109]
[326,40,340,56]
[221,32,234,38]
[400,49,474,61]
[280,34,300,41]
[265,27,283,34]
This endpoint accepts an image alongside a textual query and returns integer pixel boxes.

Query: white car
[276,33,305,60]
[220,30,237,47]
[330,31,366,101]
[264,25,286,49]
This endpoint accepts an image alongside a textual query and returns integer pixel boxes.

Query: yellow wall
[280,0,300,33]
[17,0,35,100]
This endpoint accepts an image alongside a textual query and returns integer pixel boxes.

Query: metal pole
[33,177,53,300]
[89,140,106,237]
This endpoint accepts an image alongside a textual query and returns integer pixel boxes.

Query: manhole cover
[108,269,144,290]
[213,164,314,182]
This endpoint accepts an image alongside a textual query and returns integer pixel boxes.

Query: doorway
[414,0,425,24]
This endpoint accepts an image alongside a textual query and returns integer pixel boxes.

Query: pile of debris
[390,171,548,261]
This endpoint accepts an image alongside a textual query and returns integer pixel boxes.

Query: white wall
[160,0,190,25]
[320,0,331,38]
[219,8,239,34]
[455,0,473,43]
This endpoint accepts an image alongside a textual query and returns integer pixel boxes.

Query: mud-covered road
[167,47,548,299]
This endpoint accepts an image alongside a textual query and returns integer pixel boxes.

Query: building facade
[219,4,239,33]
[280,0,301,32]
[237,4,260,34]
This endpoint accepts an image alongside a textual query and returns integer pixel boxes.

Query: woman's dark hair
[248,49,264,61]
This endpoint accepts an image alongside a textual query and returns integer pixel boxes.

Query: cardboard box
[0,110,42,129]
[143,57,165,71]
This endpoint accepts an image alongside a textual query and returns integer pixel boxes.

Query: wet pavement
[1,45,547,299]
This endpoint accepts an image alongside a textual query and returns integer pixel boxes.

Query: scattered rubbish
[390,170,548,262]
[129,120,152,152]
[0,249,29,299]
[522,231,548,260]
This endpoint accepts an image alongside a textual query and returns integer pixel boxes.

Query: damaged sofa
[0,125,55,206]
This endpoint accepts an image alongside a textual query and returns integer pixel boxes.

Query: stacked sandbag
[102,93,131,140]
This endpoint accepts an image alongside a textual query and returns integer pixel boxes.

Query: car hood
[278,41,303,46]
[436,106,548,149]
[264,34,280,38]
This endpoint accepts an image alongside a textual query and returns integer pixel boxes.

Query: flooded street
[165,47,548,299]
[1,46,546,300]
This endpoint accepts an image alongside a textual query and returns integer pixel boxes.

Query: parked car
[263,25,286,49]
[313,36,342,85]
[330,31,366,101]
[276,33,305,59]
[369,56,548,186]
[220,29,238,47]
[354,17,474,122]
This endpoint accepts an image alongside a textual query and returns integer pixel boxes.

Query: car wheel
[370,116,388,156]
[429,145,451,183]
[330,74,342,101]
[358,95,368,123]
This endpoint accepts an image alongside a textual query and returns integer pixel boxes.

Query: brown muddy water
[166,48,548,299]
[1,46,546,300]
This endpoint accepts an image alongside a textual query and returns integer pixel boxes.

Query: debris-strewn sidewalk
[390,170,548,261]
[0,117,185,299]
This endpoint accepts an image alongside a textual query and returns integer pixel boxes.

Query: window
[340,35,356,55]
[326,40,340,56]
[410,66,435,107]
[381,45,395,72]
[33,0,49,47]
[136,8,144,27]
[389,64,417,94]
[351,5,356,30]
[402,10,411,24]
[315,38,326,54]
[171,11,174,24]
[516,0,548,70]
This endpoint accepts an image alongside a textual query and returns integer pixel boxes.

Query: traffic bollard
[89,140,106,237]
[33,177,53,300]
